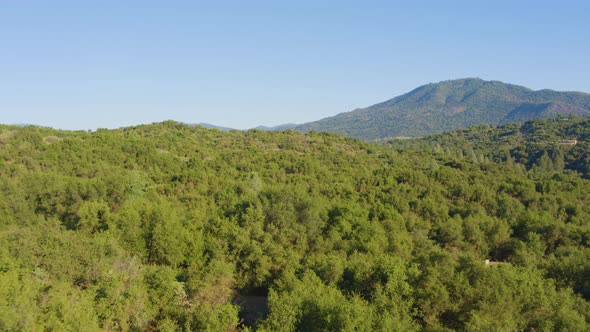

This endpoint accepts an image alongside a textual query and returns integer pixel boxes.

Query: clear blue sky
[1,0,589,130]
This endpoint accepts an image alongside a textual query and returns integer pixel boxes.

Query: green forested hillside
[296,78,590,140]
[399,116,590,178]
[1,121,590,331]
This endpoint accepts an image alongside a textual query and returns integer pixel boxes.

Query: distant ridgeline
[296,78,590,140]
[0,120,590,330]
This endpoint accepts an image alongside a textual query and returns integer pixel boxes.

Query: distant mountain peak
[296,79,590,140]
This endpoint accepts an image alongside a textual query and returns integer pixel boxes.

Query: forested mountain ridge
[392,116,590,178]
[1,121,590,330]
[296,78,590,140]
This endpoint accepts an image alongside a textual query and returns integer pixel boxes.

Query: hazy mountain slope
[193,123,236,131]
[254,123,299,131]
[296,78,590,140]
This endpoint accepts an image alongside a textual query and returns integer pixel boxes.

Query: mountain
[187,123,299,132]
[192,122,235,131]
[254,123,299,131]
[296,78,590,140]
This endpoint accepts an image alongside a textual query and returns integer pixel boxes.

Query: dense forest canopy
[394,115,590,178]
[1,119,590,331]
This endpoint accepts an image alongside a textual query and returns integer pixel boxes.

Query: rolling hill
[296,78,590,140]
[1,121,590,330]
